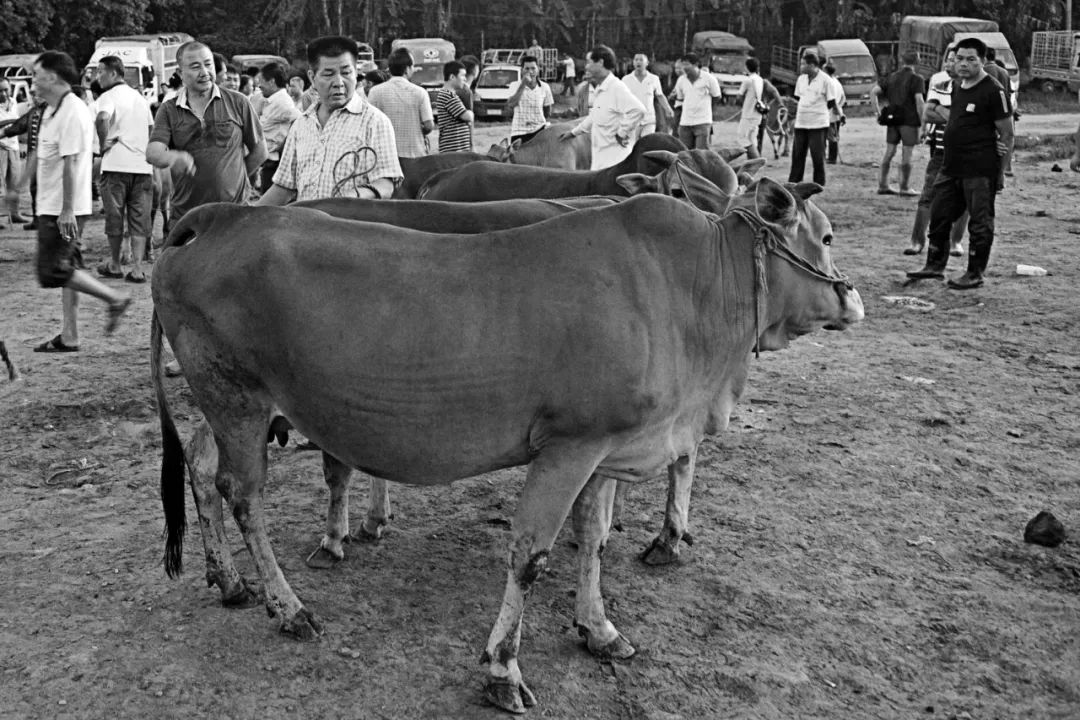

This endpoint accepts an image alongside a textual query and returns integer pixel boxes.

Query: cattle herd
[148,135,863,714]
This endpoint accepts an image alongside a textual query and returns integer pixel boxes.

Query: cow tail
[153,308,186,577]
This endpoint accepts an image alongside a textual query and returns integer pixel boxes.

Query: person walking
[0,78,30,227]
[506,55,553,146]
[256,61,300,191]
[672,52,720,150]
[146,41,266,223]
[907,37,1013,290]
[823,64,846,165]
[368,48,435,159]
[1,94,46,230]
[25,51,131,353]
[258,35,401,204]
[560,46,645,170]
[905,47,967,257]
[622,53,668,136]
[872,50,925,195]
[788,52,838,186]
[93,55,155,283]
[562,54,576,97]
[436,60,475,153]
[735,57,778,161]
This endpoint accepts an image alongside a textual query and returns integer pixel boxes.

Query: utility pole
[1069,0,1073,31]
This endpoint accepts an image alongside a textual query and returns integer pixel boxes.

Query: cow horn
[615,172,660,195]
[785,182,824,200]
[718,147,746,162]
[642,150,679,167]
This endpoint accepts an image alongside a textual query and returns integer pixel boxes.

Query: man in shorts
[735,57,778,161]
[27,51,131,353]
[872,50,925,195]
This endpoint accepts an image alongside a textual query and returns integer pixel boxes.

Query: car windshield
[829,55,877,78]
[994,49,1019,73]
[477,68,518,88]
[411,64,443,85]
[707,51,748,75]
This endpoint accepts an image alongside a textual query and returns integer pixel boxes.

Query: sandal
[34,334,79,353]
[96,263,124,279]
[105,297,132,335]
[124,271,147,284]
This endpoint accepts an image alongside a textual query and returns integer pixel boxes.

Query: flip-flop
[124,272,147,284]
[903,246,924,255]
[105,297,132,335]
[34,334,79,353]
[898,189,919,197]
[96,263,124,279]
[876,188,897,195]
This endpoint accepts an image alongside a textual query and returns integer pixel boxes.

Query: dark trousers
[260,161,279,193]
[928,174,995,268]
[827,121,841,163]
[789,127,827,185]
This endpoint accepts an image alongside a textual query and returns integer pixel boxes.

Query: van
[390,38,456,107]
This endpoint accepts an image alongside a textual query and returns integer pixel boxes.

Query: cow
[761,96,797,159]
[153,180,863,714]
[392,151,500,199]
[419,132,693,201]
[486,122,592,170]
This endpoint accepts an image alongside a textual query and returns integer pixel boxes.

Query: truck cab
[390,38,456,107]
[813,39,877,105]
[85,33,194,103]
[691,31,753,103]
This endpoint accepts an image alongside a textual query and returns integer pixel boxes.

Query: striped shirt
[435,88,471,153]
[925,71,951,154]
[367,76,434,158]
[508,80,553,136]
[273,93,403,201]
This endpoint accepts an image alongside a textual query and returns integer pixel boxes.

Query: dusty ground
[1,111,1078,720]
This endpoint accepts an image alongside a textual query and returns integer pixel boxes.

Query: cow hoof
[483,676,536,714]
[305,545,344,569]
[220,581,261,609]
[638,537,680,566]
[280,608,324,641]
[349,525,383,544]
[581,628,636,661]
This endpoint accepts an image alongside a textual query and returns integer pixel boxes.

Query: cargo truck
[1030,30,1080,94]
[691,31,753,103]
[898,16,1018,98]
[84,33,194,102]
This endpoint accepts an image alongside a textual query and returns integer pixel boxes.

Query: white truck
[1030,30,1080,95]
[85,33,194,102]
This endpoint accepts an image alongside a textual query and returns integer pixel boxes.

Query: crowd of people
[0,33,1030,356]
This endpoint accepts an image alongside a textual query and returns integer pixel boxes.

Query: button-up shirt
[621,71,664,125]
[571,72,645,170]
[508,79,553,136]
[793,71,837,129]
[367,76,434,158]
[273,92,403,201]
[675,71,721,126]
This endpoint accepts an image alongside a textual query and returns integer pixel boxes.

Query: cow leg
[185,420,259,607]
[640,451,697,566]
[306,452,354,569]
[481,444,606,714]
[610,480,628,532]
[572,474,634,660]
[214,417,322,641]
[353,476,392,541]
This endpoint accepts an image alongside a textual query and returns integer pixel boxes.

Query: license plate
[486,108,502,116]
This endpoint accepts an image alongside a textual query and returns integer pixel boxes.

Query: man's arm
[616,85,646,144]
[95,112,112,155]
[505,81,525,110]
[922,100,948,125]
[1071,119,1080,172]
[239,98,267,174]
[255,183,297,205]
[915,92,926,123]
[1,109,31,138]
[994,115,1014,158]
[59,154,79,237]
[420,93,435,134]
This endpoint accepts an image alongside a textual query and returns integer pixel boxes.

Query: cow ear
[718,147,746,162]
[752,177,798,225]
[642,150,679,167]
[510,138,522,150]
[669,164,732,214]
[737,171,754,188]
[736,158,767,178]
[616,173,660,195]
[785,182,823,200]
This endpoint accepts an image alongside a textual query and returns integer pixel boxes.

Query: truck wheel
[1040,80,1058,94]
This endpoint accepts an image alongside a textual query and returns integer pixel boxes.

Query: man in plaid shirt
[505,55,553,146]
[368,48,435,159]
[259,36,402,204]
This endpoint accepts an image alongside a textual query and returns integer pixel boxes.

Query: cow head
[729,177,863,351]
[729,158,767,190]
[615,156,733,215]
[486,139,513,163]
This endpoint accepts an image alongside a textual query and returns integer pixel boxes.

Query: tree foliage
[0,0,1070,67]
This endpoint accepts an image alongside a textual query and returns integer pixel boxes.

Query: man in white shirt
[560,45,645,170]
[789,51,838,186]
[622,53,669,136]
[673,52,721,150]
[506,55,553,145]
[0,78,29,227]
[368,48,435,158]
[735,57,779,160]
[561,54,576,97]
[823,64,846,164]
[27,51,130,353]
[95,55,155,282]
[256,61,300,192]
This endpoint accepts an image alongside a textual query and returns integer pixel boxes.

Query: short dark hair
[213,52,228,75]
[901,50,918,65]
[985,47,997,61]
[745,57,759,73]
[364,69,388,86]
[224,63,240,76]
[239,75,251,92]
[176,41,210,66]
[307,35,360,69]
[387,48,414,76]
[288,70,310,90]
[168,72,182,89]
[443,60,464,80]
[98,55,124,78]
[680,52,700,67]
[955,37,987,58]
[802,51,820,66]
[460,55,479,75]
[260,62,287,88]
[824,64,836,75]
[245,66,260,77]
[89,79,103,96]
[35,50,80,86]
[521,55,539,67]
[587,45,617,70]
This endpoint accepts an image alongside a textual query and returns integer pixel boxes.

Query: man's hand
[996,139,1008,157]
[170,150,197,177]
[103,137,118,152]
[1070,153,1080,172]
[58,209,77,242]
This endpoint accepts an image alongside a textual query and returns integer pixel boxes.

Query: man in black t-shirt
[872,50,925,195]
[907,37,1013,290]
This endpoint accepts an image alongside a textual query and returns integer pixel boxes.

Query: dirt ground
[1,112,1079,720]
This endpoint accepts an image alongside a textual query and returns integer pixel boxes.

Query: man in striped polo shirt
[435,61,474,153]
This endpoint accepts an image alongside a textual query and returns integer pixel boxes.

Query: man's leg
[99,172,125,275]
[26,176,37,230]
[3,148,28,223]
[908,175,966,278]
[879,129,899,191]
[807,128,827,186]
[677,124,694,149]
[60,287,79,347]
[827,122,839,163]
[948,176,996,290]
[898,133,917,194]
[788,129,809,183]
[908,153,943,254]
[694,124,711,150]
[126,173,152,280]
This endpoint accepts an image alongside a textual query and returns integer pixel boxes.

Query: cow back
[393,152,497,199]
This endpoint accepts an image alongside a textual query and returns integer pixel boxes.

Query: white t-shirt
[622,72,663,123]
[96,82,153,174]
[793,71,836,130]
[675,72,721,126]
[37,93,94,217]
[738,73,766,120]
